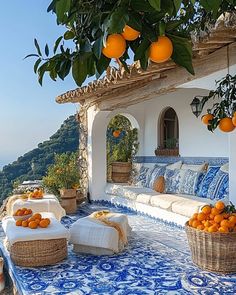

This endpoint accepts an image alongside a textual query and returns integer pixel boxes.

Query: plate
[13,213,32,221]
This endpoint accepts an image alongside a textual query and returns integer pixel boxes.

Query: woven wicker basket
[185,222,236,274]
[8,238,67,267]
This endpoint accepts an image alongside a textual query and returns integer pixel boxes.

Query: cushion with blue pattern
[197,166,220,198]
[147,165,166,188]
[164,169,185,194]
[179,169,205,195]
[135,166,149,186]
[206,170,229,200]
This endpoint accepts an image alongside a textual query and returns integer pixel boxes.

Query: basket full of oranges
[15,212,50,229]
[185,201,236,274]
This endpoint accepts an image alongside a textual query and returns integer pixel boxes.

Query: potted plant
[107,115,139,183]
[43,152,80,213]
[155,138,179,156]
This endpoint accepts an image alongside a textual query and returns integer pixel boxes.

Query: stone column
[77,105,89,199]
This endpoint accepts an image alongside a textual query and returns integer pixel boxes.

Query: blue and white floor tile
[0,202,236,295]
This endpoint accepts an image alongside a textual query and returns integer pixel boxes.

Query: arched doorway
[156,107,179,156]
[106,114,139,182]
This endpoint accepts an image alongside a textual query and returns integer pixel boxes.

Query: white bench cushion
[171,197,208,217]
[150,194,181,210]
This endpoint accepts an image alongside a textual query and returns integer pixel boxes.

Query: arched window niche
[155,107,179,156]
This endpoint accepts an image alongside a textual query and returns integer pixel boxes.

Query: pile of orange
[14,208,32,217]
[28,188,44,199]
[15,213,50,229]
[102,25,173,63]
[188,201,236,233]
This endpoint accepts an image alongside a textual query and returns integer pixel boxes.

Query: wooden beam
[98,42,236,111]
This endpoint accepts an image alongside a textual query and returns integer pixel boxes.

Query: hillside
[0,115,79,203]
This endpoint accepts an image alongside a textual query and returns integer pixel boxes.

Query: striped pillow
[206,170,229,200]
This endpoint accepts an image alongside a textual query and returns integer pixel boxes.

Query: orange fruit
[209,214,215,220]
[149,36,173,63]
[28,216,35,222]
[22,220,28,227]
[218,226,229,233]
[192,213,198,220]
[197,224,204,230]
[122,25,140,41]
[232,116,236,127]
[204,227,209,232]
[17,210,24,216]
[28,221,38,229]
[102,34,126,59]
[229,215,236,225]
[222,212,230,219]
[113,130,121,138]
[39,219,49,228]
[203,220,211,228]
[34,219,41,225]
[211,208,221,216]
[202,205,212,214]
[15,220,22,226]
[201,114,214,125]
[220,219,230,228]
[197,212,206,221]
[192,220,201,228]
[215,201,225,211]
[44,218,51,225]
[214,214,224,224]
[33,213,42,220]
[218,117,235,132]
[208,226,217,233]
[188,218,194,226]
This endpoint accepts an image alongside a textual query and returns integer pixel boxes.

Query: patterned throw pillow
[164,169,186,194]
[135,166,149,186]
[147,165,166,188]
[197,166,220,198]
[206,170,229,200]
[179,169,205,195]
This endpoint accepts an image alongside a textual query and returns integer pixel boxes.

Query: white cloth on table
[69,213,131,254]
[2,213,70,246]
[9,194,66,220]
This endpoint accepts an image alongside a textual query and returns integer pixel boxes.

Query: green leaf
[128,12,142,32]
[200,0,221,17]
[34,58,41,73]
[34,39,42,56]
[148,0,161,11]
[140,49,149,70]
[166,20,183,32]
[167,34,194,75]
[24,54,39,59]
[64,30,75,40]
[96,55,110,76]
[159,21,166,36]
[72,55,87,86]
[173,0,182,12]
[87,55,96,77]
[134,39,151,61]
[55,0,71,23]
[45,44,49,57]
[93,37,103,59]
[161,0,174,15]
[54,36,63,54]
[131,0,154,12]
[108,8,129,34]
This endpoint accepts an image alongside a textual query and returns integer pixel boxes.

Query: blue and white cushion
[136,166,149,186]
[147,165,166,188]
[165,169,185,194]
[197,166,220,198]
[206,170,229,200]
[179,170,205,195]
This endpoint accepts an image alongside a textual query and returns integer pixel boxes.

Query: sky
[0,1,78,169]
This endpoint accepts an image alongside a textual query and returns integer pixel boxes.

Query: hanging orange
[232,116,236,127]
[102,34,126,59]
[149,36,173,63]
[122,25,140,41]
[218,117,235,133]
[113,130,121,138]
[201,114,214,125]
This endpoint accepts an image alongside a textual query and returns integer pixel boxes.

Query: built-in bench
[104,157,229,226]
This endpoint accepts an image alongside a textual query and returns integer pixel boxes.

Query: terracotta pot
[111,162,131,183]
[60,189,77,214]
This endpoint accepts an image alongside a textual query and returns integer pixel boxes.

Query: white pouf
[69,212,131,255]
